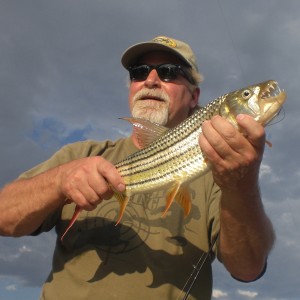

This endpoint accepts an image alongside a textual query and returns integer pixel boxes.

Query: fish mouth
[260,81,285,103]
[258,80,286,125]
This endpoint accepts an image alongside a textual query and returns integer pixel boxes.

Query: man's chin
[132,109,168,125]
[132,101,169,124]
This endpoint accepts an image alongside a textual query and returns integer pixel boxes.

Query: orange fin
[174,185,192,216]
[61,205,82,242]
[265,139,272,147]
[114,192,130,225]
[162,183,181,217]
[120,117,168,148]
[162,183,192,217]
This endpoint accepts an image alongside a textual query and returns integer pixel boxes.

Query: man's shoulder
[62,139,108,153]
[62,137,124,154]
[62,137,137,163]
[18,137,134,179]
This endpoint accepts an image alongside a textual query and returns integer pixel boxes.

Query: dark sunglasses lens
[130,65,150,81]
[157,65,178,81]
[129,64,186,82]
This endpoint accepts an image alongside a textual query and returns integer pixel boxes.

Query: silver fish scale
[115,96,225,193]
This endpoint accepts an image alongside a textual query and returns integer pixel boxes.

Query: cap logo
[152,36,177,48]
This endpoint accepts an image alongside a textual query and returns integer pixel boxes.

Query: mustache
[133,89,170,103]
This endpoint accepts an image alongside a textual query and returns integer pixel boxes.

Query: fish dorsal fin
[120,117,168,148]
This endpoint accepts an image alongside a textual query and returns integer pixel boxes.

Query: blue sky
[0,1,300,299]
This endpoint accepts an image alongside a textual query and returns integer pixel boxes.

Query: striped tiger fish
[61,80,286,241]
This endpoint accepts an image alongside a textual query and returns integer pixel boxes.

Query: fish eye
[242,89,252,99]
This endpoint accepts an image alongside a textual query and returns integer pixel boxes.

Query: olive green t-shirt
[20,137,221,300]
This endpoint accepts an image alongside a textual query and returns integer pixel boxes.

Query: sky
[0,0,299,299]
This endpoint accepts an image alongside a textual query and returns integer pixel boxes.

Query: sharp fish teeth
[261,83,281,99]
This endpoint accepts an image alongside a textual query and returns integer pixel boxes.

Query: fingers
[236,114,266,149]
[200,116,246,164]
[199,115,265,187]
[96,159,126,195]
[201,115,265,159]
[59,156,125,211]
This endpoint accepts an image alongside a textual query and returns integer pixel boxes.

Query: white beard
[131,89,170,125]
[132,101,169,125]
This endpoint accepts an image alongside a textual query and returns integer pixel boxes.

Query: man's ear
[191,87,200,109]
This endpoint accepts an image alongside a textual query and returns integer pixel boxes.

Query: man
[0,36,274,299]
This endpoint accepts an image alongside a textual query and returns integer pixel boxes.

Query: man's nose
[144,69,161,88]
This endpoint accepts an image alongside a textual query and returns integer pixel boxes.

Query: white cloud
[6,284,17,291]
[259,163,280,183]
[260,164,271,176]
[19,245,32,254]
[237,289,258,298]
[113,126,131,138]
[213,289,228,298]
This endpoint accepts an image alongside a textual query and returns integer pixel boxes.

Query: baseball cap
[121,36,202,84]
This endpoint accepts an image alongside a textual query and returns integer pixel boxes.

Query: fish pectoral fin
[162,183,192,217]
[120,117,168,148]
[174,185,192,216]
[114,192,129,225]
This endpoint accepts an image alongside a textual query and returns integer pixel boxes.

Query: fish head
[220,80,286,127]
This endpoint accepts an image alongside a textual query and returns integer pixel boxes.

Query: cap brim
[121,42,191,69]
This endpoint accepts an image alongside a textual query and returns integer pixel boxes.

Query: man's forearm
[218,186,275,282]
[0,167,64,237]
[0,155,125,237]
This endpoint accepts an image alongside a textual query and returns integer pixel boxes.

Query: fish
[61,80,286,241]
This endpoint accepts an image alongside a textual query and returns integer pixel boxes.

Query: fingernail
[117,183,126,192]
[236,114,245,121]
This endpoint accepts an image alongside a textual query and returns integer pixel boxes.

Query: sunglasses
[128,63,195,84]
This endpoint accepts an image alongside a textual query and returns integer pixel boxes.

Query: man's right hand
[58,156,126,211]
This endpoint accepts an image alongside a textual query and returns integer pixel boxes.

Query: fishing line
[177,233,219,300]
[266,107,286,127]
